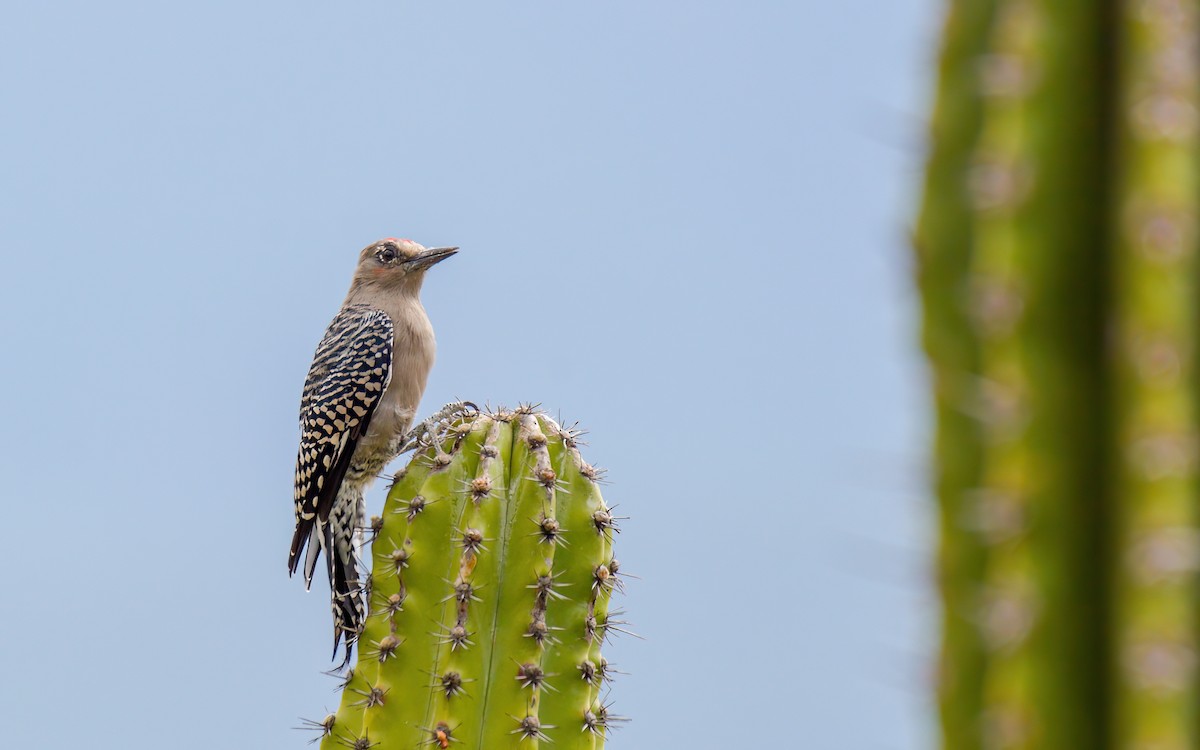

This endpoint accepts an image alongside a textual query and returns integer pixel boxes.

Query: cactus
[301,406,623,749]
[916,1,1200,748]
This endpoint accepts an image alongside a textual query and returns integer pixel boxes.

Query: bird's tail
[324,486,367,666]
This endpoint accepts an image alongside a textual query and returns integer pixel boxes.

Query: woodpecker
[290,237,459,664]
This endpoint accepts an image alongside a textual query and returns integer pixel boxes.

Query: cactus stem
[319,409,620,749]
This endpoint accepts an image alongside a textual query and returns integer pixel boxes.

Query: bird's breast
[357,302,436,461]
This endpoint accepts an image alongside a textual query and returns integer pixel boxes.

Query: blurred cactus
[303,407,623,749]
[916,1,1200,748]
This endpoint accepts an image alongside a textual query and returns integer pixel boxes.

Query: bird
[289,237,462,664]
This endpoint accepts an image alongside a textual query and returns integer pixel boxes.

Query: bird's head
[351,238,458,293]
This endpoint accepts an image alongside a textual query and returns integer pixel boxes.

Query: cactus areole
[303,406,624,749]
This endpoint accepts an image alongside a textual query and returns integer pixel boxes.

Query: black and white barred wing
[288,305,394,583]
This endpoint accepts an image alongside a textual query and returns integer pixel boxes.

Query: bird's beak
[404,246,459,272]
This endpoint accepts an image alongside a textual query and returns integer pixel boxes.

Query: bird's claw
[400,400,479,453]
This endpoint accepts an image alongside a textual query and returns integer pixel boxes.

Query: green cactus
[917,0,1200,748]
[303,407,622,749]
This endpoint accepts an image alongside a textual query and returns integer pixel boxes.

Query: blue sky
[1,2,937,747]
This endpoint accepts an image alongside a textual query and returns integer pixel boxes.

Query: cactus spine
[917,0,1200,747]
[306,407,621,749]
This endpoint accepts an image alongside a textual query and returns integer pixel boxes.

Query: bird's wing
[289,305,394,580]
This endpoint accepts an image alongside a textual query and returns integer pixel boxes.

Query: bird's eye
[377,247,397,263]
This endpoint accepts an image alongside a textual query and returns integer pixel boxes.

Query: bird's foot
[400,400,479,454]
